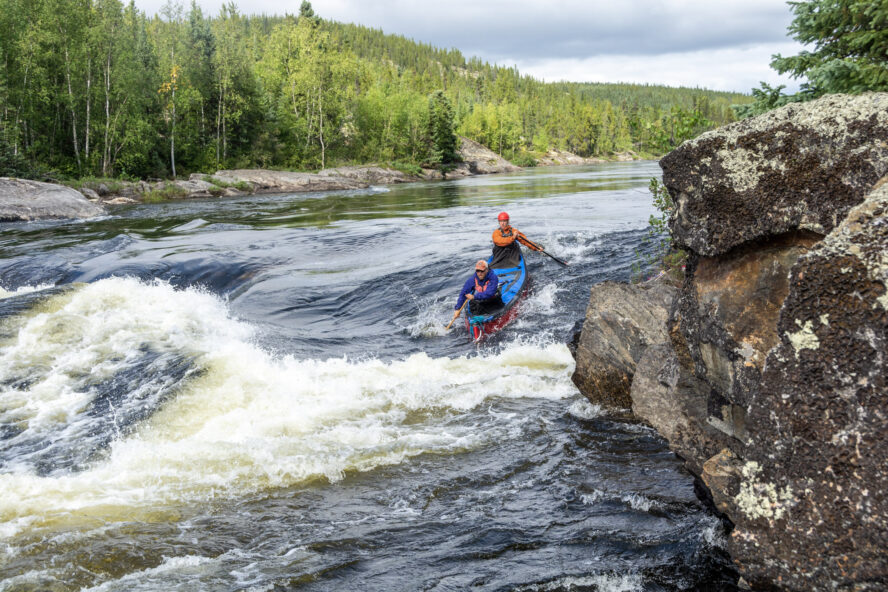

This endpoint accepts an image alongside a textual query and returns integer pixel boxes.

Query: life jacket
[492,226,518,247]
[474,274,492,294]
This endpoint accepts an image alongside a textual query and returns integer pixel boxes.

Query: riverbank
[70,141,640,206]
[1,136,645,221]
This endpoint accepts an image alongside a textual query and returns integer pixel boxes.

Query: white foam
[0,283,55,300]
[568,398,603,420]
[515,573,644,591]
[0,278,579,538]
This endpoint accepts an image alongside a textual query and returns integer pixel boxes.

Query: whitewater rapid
[0,278,576,540]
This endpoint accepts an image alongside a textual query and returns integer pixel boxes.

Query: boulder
[661,93,888,257]
[213,169,368,193]
[728,178,888,591]
[317,166,417,184]
[571,281,676,408]
[170,178,218,198]
[0,178,105,221]
[571,94,888,590]
[456,137,521,175]
[535,150,604,166]
[642,94,888,590]
[629,343,729,475]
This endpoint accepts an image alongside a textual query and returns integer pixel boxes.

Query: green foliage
[388,161,423,177]
[510,151,537,167]
[0,1,743,182]
[142,184,188,202]
[634,177,687,283]
[0,122,31,177]
[426,90,459,169]
[737,0,888,118]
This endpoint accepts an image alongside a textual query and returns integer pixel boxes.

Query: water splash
[0,277,578,538]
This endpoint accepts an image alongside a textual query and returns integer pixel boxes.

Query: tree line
[0,0,750,180]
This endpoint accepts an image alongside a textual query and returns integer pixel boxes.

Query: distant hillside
[0,1,751,179]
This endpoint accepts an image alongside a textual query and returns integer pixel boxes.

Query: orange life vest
[474,274,492,293]
[493,226,519,247]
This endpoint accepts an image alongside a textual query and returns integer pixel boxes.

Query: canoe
[464,252,529,340]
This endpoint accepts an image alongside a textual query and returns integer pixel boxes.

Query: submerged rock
[0,177,105,221]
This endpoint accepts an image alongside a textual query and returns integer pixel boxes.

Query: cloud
[323,0,795,59]
[511,41,806,93]
[134,0,802,90]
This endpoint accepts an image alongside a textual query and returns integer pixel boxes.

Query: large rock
[570,94,888,590]
[728,178,888,591]
[213,169,368,193]
[669,231,821,445]
[629,343,730,475]
[661,93,888,257]
[645,94,888,591]
[0,178,105,221]
[317,166,417,184]
[571,281,676,408]
[455,137,521,175]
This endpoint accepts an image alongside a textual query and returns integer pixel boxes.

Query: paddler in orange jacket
[490,211,541,268]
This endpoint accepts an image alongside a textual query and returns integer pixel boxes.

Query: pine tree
[737,0,888,117]
[426,90,458,170]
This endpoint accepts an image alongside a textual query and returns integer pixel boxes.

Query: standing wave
[0,277,576,539]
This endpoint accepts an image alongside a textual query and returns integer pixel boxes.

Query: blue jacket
[455,269,499,309]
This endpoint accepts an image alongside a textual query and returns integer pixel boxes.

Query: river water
[0,163,737,591]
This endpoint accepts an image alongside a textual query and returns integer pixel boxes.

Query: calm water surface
[0,163,737,591]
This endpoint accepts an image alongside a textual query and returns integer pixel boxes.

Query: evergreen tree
[737,0,888,117]
[426,90,458,170]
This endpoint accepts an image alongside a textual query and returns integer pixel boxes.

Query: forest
[0,0,752,180]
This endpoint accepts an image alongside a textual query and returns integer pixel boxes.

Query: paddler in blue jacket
[450,259,499,324]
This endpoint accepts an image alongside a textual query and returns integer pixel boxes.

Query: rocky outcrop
[570,281,676,408]
[212,169,368,193]
[80,139,520,204]
[535,150,604,166]
[317,166,418,184]
[661,93,888,256]
[451,137,522,176]
[571,93,888,591]
[0,177,105,221]
[732,177,888,591]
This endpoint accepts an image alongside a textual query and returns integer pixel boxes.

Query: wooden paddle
[520,236,570,267]
[445,299,469,330]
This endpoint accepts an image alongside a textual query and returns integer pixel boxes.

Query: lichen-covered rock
[669,232,820,445]
[727,178,888,591]
[571,281,676,408]
[660,93,888,257]
[0,178,105,221]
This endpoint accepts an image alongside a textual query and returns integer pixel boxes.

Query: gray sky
[137,0,806,93]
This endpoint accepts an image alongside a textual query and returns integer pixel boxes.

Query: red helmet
[497,212,510,221]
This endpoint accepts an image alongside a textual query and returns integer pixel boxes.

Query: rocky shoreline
[570,92,888,591]
[0,137,525,221]
[0,136,641,222]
